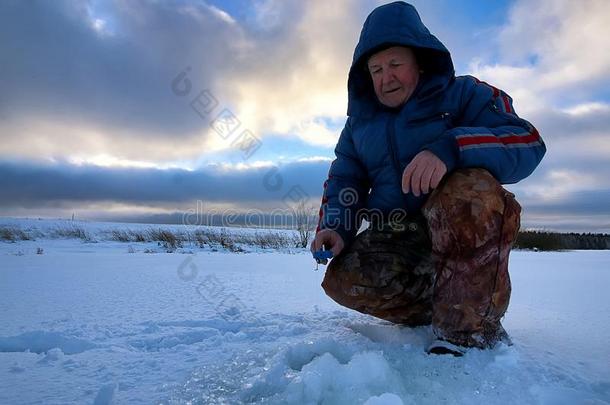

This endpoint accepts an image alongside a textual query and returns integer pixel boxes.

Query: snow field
[1,220,609,404]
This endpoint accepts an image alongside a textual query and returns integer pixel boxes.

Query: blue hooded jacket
[317,1,546,246]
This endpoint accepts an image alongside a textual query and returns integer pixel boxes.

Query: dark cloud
[524,190,610,216]
[2,157,609,232]
[532,107,610,141]
[0,158,330,209]
[0,0,244,138]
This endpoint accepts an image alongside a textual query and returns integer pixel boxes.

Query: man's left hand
[402,150,447,196]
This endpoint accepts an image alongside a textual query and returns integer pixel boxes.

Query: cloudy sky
[1,0,609,232]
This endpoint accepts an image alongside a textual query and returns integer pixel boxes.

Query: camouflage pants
[321,169,521,348]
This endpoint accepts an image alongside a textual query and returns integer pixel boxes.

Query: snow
[1,219,609,404]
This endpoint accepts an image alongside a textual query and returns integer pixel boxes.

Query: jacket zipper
[385,114,410,210]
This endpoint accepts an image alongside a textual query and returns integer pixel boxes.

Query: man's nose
[382,69,394,86]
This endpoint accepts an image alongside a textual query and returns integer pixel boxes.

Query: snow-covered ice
[1,219,609,404]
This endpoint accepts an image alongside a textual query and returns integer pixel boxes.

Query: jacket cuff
[318,223,355,249]
[335,226,356,248]
[425,134,459,173]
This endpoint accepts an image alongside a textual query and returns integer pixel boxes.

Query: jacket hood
[347,1,455,117]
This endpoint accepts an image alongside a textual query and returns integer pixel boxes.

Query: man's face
[367,46,420,108]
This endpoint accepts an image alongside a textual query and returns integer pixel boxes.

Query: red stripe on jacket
[473,77,500,98]
[315,175,332,233]
[502,96,512,114]
[457,130,541,148]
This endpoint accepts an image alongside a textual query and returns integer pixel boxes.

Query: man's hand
[310,229,345,258]
[402,150,447,196]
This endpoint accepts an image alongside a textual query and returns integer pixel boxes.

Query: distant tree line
[514,230,610,251]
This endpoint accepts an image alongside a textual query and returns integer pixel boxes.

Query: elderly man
[311,1,545,356]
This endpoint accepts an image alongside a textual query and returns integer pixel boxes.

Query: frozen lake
[1,220,609,404]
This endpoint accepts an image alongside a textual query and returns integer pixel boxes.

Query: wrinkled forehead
[367,46,415,66]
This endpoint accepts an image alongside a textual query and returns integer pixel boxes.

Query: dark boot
[321,215,434,326]
[422,168,521,349]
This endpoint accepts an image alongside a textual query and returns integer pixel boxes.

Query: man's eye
[371,69,381,74]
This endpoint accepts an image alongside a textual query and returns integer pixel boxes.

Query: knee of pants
[422,168,521,252]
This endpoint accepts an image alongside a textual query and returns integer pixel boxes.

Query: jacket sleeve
[425,75,546,184]
[315,117,370,246]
